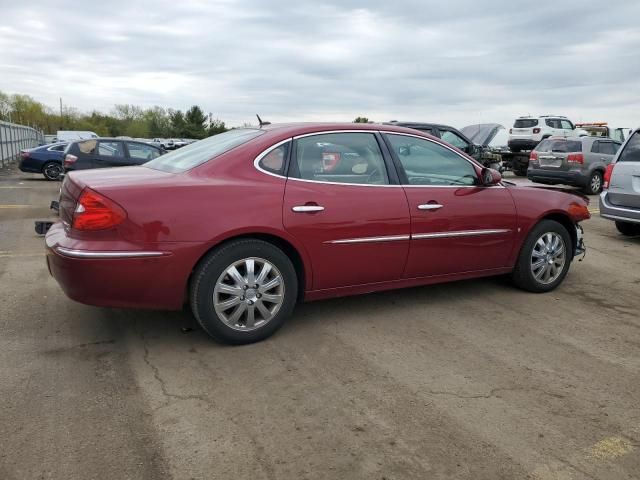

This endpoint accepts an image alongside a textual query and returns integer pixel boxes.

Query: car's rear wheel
[513,164,528,177]
[615,221,640,236]
[512,220,572,293]
[190,239,298,344]
[42,161,63,181]
[584,171,603,195]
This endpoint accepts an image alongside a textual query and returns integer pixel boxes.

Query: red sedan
[45,123,589,344]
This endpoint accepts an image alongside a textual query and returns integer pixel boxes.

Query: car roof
[256,122,443,138]
[70,137,153,144]
[383,121,456,130]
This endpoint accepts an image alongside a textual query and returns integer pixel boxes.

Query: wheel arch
[187,230,311,303]
[539,212,577,259]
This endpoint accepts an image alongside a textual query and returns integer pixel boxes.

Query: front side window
[126,142,162,161]
[258,142,290,175]
[293,133,388,185]
[598,142,617,156]
[98,141,124,157]
[386,134,477,186]
[617,132,640,163]
[440,130,469,150]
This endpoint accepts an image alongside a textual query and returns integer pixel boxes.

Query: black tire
[513,164,528,177]
[583,171,603,195]
[190,239,298,344]
[512,220,573,293]
[615,221,640,236]
[42,161,63,181]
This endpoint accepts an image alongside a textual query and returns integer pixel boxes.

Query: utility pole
[59,97,63,129]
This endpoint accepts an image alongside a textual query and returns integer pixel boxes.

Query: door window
[590,141,600,153]
[560,120,574,130]
[386,134,477,186]
[616,133,640,163]
[126,142,162,161]
[440,130,469,151]
[598,142,617,155]
[258,142,290,175]
[98,141,124,157]
[293,133,389,185]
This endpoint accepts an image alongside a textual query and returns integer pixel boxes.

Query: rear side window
[146,129,265,173]
[293,133,389,185]
[257,142,290,175]
[48,144,66,152]
[126,142,162,161]
[514,119,538,128]
[598,142,618,156]
[536,139,582,153]
[617,132,640,163]
[98,141,124,157]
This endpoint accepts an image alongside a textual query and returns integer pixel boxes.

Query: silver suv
[527,136,622,195]
[600,128,640,235]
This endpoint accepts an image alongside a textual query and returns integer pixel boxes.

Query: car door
[282,131,411,290]
[125,142,163,165]
[382,132,516,278]
[608,132,640,209]
[93,140,127,168]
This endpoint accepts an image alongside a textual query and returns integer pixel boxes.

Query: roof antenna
[256,114,271,127]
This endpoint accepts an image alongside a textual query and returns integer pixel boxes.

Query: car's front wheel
[512,220,572,293]
[615,221,640,236]
[190,239,298,344]
[42,161,63,181]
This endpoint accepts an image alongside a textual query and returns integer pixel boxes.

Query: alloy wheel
[213,257,285,331]
[44,163,63,180]
[530,232,566,285]
[590,174,601,193]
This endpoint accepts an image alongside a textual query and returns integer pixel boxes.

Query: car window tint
[560,120,573,130]
[387,134,477,186]
[49,144,66,152]
[599,142,617,156]
[98,141,124,157]
[440,130,468,149]
[126,142,161,161]
[536,139,582,153]
[258,142,290,175]
[590,141,600,153]
[514,119,538,128]
[617,132,640,163]
[78,140,97,154]
[294,133,388,185]
[545,119,555,128]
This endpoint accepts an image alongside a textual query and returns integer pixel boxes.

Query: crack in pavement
[425,386,566,400]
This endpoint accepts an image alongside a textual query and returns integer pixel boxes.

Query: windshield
[145,129,265,173]
[536,139,582,153]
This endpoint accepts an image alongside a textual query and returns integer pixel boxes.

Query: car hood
[461,123,505,147]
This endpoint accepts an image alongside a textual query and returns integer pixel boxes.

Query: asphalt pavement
[1,165,639,480]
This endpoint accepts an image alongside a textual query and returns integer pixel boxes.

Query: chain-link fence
[0,121,45,168]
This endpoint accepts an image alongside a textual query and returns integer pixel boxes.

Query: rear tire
[615,221,640,236]
[190,239,298,344]
[42,161,63,181]
[512,220,572,293]
[513,164,528,177]
[583,171,603,195]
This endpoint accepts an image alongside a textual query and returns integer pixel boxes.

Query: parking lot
[1,165,639,479]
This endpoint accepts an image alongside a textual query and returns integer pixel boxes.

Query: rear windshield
[514,119,538,128]
[536,139,582,153]
[145,129,265,173]
[617,132,640,163]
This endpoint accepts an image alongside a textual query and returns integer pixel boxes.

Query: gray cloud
[1,0,639,129]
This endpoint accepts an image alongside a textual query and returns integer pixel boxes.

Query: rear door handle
[292,205,325,213]
[418,203,443,211]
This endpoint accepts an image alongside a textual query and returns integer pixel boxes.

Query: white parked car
[508,116,584,152]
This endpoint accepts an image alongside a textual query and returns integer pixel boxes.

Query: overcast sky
[1,0,639,129]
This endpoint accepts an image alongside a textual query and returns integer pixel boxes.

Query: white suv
[508,116,583,152]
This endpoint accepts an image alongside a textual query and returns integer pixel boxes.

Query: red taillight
[567,153,584,164]
[20,151,30,159]
[72,188,126,231]
[530,151,538,161]
[64,154,78,167]
[322,152,341,172]
[533,128,541,134]
[603,163,615,189]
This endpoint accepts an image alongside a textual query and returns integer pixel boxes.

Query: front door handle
[292,205,325,213]
[418,203,443,211]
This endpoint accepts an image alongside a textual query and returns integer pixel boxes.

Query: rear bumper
[508,139,539,151]
[18,158,43,173]
[45,222,201,310]
[599,192,640,224]
[527,168,587,187]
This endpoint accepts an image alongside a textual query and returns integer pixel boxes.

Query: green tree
[169,109,186,137]
[207,115,227,136]
[353,116,370,123]
[184,105,207,139]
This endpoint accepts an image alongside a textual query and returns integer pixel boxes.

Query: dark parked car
[63,138,164,172]
[385,121,479,159]
[19,142,68,180]
[46,123,589,345]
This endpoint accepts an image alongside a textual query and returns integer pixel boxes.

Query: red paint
[45,123,590,310]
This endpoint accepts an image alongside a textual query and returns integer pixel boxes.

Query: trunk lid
[533,138,583,172]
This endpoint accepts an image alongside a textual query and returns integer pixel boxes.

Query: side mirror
[481,167,502,186]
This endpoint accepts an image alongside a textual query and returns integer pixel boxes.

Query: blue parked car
[19,143,68,180]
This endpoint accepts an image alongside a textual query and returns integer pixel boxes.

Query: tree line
[0,90,227,139]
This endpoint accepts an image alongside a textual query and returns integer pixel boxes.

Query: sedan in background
[46,123,589,344]
[600,128,640,236]
[528,136,621,195]
[63,138,165,172]
[19,142,68,180]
